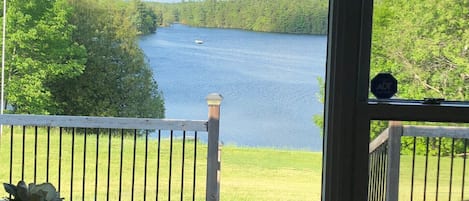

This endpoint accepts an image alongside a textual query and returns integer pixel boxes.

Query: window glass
[369,120,468,201]
[370,0,468,101]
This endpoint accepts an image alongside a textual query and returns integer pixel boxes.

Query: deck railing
[368,122,469,201]
[0,93,223,201]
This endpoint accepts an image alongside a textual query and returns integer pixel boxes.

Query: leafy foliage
[4,0,87,114]
[3,181,63,201]
[371,0,468,101]
[130,0,158,35]
[2,0,164,118]
[400,136,468,156]
[150,0,328,34]
[313,0,468,155]
[51,0,165,118]
[371,0,468,153]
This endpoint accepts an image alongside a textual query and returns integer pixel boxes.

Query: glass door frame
[321,0,469,200]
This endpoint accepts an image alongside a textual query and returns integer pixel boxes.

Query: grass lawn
[399,155,468,201]
[0,127,322,201]
[220,146,322,201]
[0,127,467,201]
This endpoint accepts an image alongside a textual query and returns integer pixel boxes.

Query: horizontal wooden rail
[403,125,469,138]
[0,114,208,131]
[369,124,469,154]
[0,93,223,201]
[369,128,389,154]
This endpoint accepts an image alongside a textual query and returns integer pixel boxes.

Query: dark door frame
[321,0,469,200]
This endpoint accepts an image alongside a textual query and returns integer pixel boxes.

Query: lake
[139,24,326,151]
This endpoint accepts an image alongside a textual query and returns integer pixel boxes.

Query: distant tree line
[1,0,164,118]
[150,0,328,35]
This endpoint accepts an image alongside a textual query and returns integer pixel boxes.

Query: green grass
[399,155,468,201]
[0,127,467,201]
[220,146,322,201]
[0,127,321,201]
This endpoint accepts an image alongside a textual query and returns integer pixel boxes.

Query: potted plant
[2,181,63,201]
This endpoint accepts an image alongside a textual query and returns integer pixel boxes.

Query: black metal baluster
[377,146,384,201]
[71,128,75,201]
[383,148,387,201]
[376,148,385,201]
[375,148,381,201]
[106,129,112,201]
[156,130,161,201]
[435,137,442,201]
[22,126,25,181]
[410,137,417,201]
[381,145,387,201]
[423,137,429,201]
[448,138,455,201]
[462,139,467,201]
[373,151,380,201]
[168,130,174,201]
[368,152,373,201]
[385,145,389,201]
[367,152,373,201]
[181,131,186,201]
[118,129,124,201]
[95,128,100,201]
[34,126,38,183]
[376,146,383,201]
[378,149,382,201]
[144,130,149,201]
[9,126,13,187]
[82,128,87,200]
[59,127,63,193]
[131,129,137,201]
[47,127,51,183]
[370,152,376,201]
[192,132,197,201]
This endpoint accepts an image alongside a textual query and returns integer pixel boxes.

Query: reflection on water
[139,24,326,151]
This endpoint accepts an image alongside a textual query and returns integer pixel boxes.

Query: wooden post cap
[206,93,223,106]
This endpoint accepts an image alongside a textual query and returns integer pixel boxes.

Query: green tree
[3,0,87,114]
[51,0,164,118]
[131,0,158,35]
[371,0,468,101]
[370,0,468,154]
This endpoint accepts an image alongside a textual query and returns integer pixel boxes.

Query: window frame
[321,0,469,200]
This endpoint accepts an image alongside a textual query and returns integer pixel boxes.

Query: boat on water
[194,39,204,44]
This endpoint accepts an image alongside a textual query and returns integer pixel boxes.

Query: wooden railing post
[386,121,402,201]
[206,93,223,201]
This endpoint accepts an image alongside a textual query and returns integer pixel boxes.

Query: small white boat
[195,39,204,44]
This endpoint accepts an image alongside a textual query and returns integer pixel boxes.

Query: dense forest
[150,0,328,34]
[2,0,164,118]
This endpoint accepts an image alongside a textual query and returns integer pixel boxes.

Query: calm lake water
[139,24,326,151]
